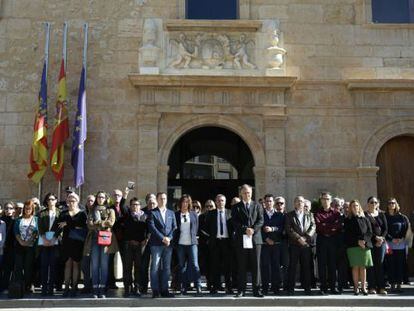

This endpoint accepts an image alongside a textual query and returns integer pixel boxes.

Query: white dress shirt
[216,209,229,238]
[159,207,167,224]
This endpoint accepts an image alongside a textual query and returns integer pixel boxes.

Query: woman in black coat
[344,200,373,295]
[365,196,388,295]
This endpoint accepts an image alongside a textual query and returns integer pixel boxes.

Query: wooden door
[376,135,414,276]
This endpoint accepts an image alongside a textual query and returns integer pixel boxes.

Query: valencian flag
[71,66,86,187]
[28,62,49,183]
[50,59,69,181]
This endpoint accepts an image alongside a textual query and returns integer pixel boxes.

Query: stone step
[1,294,414,309]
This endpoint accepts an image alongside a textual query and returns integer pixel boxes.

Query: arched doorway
[376,135,414,277]
[376,135,414,215]
[167,126,255,207]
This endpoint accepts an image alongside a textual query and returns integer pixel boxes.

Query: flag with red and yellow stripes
[28,62,49,183]
[50,59,69,181]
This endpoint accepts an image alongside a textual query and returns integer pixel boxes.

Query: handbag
[68,228,87,242]
[97,230,112,246]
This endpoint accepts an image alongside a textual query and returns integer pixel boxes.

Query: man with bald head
[285,195,315,295]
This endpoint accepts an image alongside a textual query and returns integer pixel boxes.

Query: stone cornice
[164,19,262,32]
[129,74,297,89]
[346,79,414,91]
[286,166,379,178]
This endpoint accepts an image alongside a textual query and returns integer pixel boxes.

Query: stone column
[263,116,287,197]
[157,165,170,194]
[356,166,379,201]
[137,112,161,198]
[253,166,266,200]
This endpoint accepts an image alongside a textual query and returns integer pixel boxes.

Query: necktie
[245,202,249,211]
[219,211,224,236]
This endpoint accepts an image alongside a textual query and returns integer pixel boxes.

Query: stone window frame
[360,0,414,28]
[177,0,250,19]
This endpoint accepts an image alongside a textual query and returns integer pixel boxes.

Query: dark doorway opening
[167,126,255,208]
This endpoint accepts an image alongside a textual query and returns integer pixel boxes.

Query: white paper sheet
[243,234,253,249]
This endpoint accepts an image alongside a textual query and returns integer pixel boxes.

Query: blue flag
[71,67,87,187]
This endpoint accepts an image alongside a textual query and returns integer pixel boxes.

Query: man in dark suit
[205,194,233,294]
[231,184,264,297]
[261,194,286,295]
[147,192,177,298]
[285,195,316,295]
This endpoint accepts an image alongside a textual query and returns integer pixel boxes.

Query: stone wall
[0,0,413,206]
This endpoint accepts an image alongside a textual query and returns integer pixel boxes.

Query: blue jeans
[91,242,109,290]
[177,244,201,288]
[150,245,173,293]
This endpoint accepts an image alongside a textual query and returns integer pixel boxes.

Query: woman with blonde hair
[385,198,409,293]
[344,200,373,295]
[57,192,87,297]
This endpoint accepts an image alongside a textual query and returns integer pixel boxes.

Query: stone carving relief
[137,19,287,76]
[168,32,256,70]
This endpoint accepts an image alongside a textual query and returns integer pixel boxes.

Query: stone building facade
[1,0,414,213]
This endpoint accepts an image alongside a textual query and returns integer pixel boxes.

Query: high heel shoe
[361,288,368,296]
[353,288,360,296]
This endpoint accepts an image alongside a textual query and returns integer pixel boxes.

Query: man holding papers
[231,184,264,297]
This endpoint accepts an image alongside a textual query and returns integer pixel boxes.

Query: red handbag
[97,230,112,246]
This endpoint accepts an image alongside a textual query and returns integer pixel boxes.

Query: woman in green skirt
[344,200,373,295]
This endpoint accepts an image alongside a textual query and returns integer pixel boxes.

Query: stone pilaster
[137,113,161,198]
[263,116,287,197]
[356,166,379,201]
[157,165,170,194]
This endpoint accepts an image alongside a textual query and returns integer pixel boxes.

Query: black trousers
[316,235,337,291]
[123,242,143,290]
[236,244,261,292]
[209,238,232,290]
[0,247,14,291]
[139,244,151,291]
[40,246,59,291]
[367,243,386,290]
[288,245,312,291]
[261,244,282,291]
[14,244,35,290]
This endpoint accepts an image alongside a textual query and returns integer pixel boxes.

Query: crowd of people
[0,184,412,299]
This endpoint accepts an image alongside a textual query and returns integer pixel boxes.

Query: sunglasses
[276,202,285,205]
[47,198,57,201]
[388,202,396,204]
[369,201,378,204]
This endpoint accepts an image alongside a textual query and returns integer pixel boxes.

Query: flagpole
[78,23,88,202]
[39,22,51,200]
[57,22,68,201]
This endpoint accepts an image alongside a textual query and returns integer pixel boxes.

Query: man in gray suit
[231,184,264,297]
[285,195,316,295]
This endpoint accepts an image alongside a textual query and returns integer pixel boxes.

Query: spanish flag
[50,59,69,181]
[28,62,49,183]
